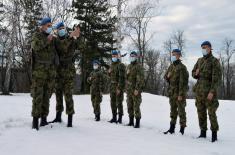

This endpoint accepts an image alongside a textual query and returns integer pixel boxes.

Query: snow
[0,93,234,155]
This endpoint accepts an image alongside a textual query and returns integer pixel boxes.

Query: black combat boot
[211,131,217,142]
[164,123,175,134]
[95,114,100,121]
[51,112,62,123]
[117,114,122,124]
[134,118,140,128]
[126,117,134,126]
[67,115,73,127]
[180,126,185,135]
[32,117,39,130]
[40,117,49,127]
[198,130,207,138]
[109,114,117,123]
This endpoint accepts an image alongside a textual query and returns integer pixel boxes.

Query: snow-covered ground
[0,93,234,155]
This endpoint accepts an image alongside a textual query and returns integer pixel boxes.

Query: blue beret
[130,51,137,56]
[201,41,212,47]
[92,60,100,65]
[39,17,51,26]
[112,50,119,55]
[56,22,65,29]
[172,49,181,54]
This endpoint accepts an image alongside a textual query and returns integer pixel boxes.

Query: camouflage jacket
[54,36,79,78]
[126,61,145,92]
[55,36,79,68]
[87,69,105,93]
[31,31,58,69]
[164,60,189,97]
[109,61,126,91]
[192,53,222,95]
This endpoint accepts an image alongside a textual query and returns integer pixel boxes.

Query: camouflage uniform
[126,61,145,119]
[87,69,105,116]
[165,60,189,127]
[54,37,78,115]
[192,53,221,132]
[31,31,58,118]
[109,61,126,116]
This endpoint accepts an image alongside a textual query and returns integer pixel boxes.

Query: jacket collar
[173,59,181,66]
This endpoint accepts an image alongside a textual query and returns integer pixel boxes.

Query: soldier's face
[202,45,211,53]
[172,52,180,60]
[93,64,99,70]
[58,26,64,30]
[112,55,118,58]
[41,23,52,32]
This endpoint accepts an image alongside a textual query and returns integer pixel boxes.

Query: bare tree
[162,29,186,65]
[124,0,159,66]
[163,39,174,63]
[144,49,170,95]
[171,30,186,56]
[144,49,160,91]
[117,0,129,50]
[218,52,226,99]
[43,0,72,24]
[220,38,235,99]
[1,0,33,93]
[158,53,169,95]
[1,0,20,94]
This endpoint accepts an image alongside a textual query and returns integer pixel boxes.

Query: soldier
[50,22,80,127]
[31,17,59,130]
[126,51,145,128]
[87,60,105,121]
[108,50,126,124]
[164,49,189,135]
[192,41,222,142]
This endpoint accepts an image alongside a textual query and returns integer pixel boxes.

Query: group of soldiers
[31,17,80,130]
[87,50,144,129]
[31,17,222,143]
[31,17,145,131]
[163,41,221,143]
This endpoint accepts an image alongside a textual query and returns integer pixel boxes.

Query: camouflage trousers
[31,66,56,118]
[91,91,102,115]
[110,84,124,116]
[126,90,142,119]
[55,69,75,115]
[195,94,219,131]
[169,96,187,127]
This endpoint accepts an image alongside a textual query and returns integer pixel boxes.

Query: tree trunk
[3,1,17,95]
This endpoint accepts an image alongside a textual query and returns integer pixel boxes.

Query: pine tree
[72,0,117,93]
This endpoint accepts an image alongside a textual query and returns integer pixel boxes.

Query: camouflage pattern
[31,31,58,118]
[164,60,189,127]
[87,69,105,115]
[54,36,78,115]
[126,61,145,119]
[109,61,126,116]
[192,53,222,131]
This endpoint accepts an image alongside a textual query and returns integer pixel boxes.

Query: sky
[120,0,235,71]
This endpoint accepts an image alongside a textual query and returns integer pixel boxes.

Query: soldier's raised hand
[167,72,171,79]
[116,89,121,95]
[134,90,139,96]
[207,92,214,101]
[178,96,182,101]
[195,68,200,76]
[70,26,80,39]
[47,34,54,42]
